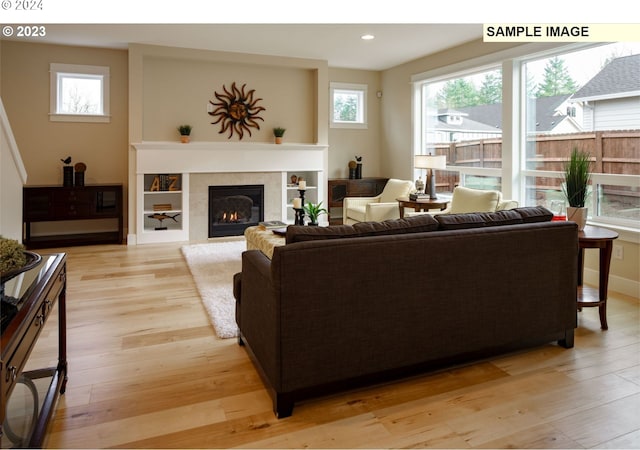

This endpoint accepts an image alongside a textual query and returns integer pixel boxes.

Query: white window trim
[50,63,111,123]
[330,82,368,129]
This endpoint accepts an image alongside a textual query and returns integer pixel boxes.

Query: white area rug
[180,239,245,339]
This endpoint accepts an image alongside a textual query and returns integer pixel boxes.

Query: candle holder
[294,207,306,225]
[297,188,306,207]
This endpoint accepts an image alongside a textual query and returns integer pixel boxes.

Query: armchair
[343,178,414,224]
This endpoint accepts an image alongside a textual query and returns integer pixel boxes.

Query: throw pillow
[449,186,501,214]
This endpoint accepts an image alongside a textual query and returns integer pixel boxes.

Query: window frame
[49,63,111,123]
[330,82,368,129]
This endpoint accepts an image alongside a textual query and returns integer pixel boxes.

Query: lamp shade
[414,154,446,170]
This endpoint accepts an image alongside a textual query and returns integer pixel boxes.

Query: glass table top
[1,254,58,335]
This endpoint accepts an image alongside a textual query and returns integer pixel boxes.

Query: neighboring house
[427,108,501,142]
[570,54,640,131]
[431,95,582,142]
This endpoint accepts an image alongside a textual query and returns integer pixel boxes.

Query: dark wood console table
[23,184,123,249]
[577,225,618,330]
[327,178,389,224]
[1,253,67,448]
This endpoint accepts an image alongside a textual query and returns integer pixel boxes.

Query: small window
[50,63,110,123]
[330,82,367,129]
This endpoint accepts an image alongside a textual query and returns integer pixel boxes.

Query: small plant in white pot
[562,148,592,230]
[178,125,192,143]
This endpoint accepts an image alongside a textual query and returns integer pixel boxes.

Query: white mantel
[133,141,328,174]
[131,141,328,244]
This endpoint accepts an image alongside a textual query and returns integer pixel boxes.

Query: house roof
[435,112,500,133]
[452,95,572,132]
[571,54,640,101]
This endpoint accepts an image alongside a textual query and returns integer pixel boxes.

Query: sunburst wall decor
[208,82,266,139]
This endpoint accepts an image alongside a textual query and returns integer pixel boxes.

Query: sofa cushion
[352,214,439,236]
[449,186,501,213]
[285,224,359,244]
[285,215,439,244]
[436,210,524,230]
[513,206,554,223]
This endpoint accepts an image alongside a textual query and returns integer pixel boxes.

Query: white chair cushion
[379,179,415,203]
[449,186,501,213]
[347,205,367,223]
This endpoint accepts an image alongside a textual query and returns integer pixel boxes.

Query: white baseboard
[583,268,640,299]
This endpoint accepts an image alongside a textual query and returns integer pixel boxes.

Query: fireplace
[208,185,264,237]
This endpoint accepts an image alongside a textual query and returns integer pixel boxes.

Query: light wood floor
[35,241,640,449]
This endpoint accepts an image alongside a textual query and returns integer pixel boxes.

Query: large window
[416,67,503,194]
[522,44,640,228]
[413,42,640,230]
[49,63,110,123]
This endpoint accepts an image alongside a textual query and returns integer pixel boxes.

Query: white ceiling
[8,24,484,71]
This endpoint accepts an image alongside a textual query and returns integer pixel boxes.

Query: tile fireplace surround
[132,141,328,244]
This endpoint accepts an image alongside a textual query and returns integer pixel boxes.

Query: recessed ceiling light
[361,34,375,40]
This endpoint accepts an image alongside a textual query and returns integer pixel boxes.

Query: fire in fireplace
[208,185,264,237]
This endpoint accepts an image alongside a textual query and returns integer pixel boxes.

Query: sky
[527,42,640,87]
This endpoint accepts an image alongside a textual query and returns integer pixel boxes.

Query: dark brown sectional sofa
[233,207,579,418]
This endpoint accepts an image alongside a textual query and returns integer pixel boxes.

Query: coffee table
[396,197,449,218]
[577,225,619,330]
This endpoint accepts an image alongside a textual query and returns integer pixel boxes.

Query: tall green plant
[562,148,592,207]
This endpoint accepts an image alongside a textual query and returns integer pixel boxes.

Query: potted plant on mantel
[273,127,286,144]
[178,125,192,144]
[562,148,592,231]
[303,201,327,226]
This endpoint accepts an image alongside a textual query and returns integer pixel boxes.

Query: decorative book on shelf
[153,203,172,211]
[149,174,180,191]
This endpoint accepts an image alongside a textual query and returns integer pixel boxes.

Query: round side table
[577,225,619,330]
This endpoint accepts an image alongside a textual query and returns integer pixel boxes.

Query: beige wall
[1,41,129,237]
[141,55,317,143]
[328,68,382,179]
[1,41,128,187]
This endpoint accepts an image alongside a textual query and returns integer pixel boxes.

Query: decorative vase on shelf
[62,166,73,187]
[567,206,588,231]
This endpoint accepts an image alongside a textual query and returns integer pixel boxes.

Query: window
[414,66,503,194]
[413,42,640,231]
[50,63,110,123]
[330,82,367,129]
[522,44,640,229]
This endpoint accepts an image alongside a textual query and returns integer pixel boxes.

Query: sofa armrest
[365,202,402,221]
[237,249,281,388]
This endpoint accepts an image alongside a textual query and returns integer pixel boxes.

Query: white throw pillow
[449,186,501,213]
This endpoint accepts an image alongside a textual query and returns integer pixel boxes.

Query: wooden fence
[432,130,640,194]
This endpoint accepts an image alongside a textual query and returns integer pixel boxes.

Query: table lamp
[414,154,447,200]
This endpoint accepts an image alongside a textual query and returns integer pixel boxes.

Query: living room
[1,5,640,449]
